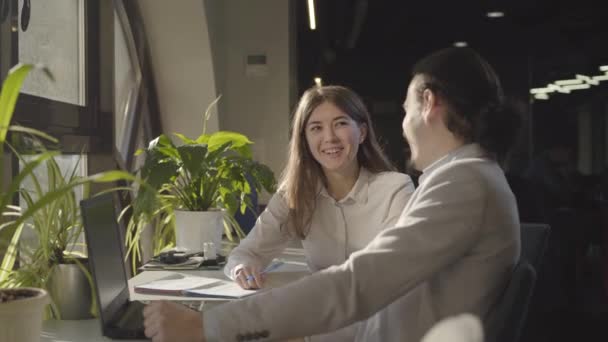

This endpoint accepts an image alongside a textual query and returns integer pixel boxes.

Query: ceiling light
[307,0,317,30]
[486,11,505,18]
[530,87,553,94]
[534,93,549,100]
[576,74,599,86]
[592,74,608,82]
[561,84,590,91]
[314,77,322,86]
[453,41,468,48]
[548,84,569,94]
[530,67,607,99]
[554,79,583,86]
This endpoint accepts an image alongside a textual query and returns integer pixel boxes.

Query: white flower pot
[174,209,224,253]
[0,287,48,342]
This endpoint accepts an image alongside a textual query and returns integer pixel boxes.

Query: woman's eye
[336,121,349,126]
[309,126,321,132]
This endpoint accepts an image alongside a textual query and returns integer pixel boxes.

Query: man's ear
[422,89,440,123]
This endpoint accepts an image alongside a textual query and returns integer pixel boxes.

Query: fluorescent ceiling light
[307,0,317,30]
[561,84,590,91]
[599,65,608,72]
[453,41,468,47]
[314,77,322,86]
[530,87,553,94]
[554,79,583,86]
[486,11,505,18]
[534,93,549,100]
[548,84,569,94]
[592,74,608,82]
[576,74,599,86]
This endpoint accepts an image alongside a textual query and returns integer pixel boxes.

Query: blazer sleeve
[223,193,294,279]
[383,174,415,227]
[205,164,488,341]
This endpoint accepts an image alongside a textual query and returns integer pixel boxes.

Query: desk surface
[129,247,310,302]
[41,319,147,342]
[42,248,309,341]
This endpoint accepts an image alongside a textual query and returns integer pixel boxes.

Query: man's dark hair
[412,47,523,163]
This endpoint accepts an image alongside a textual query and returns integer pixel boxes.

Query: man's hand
[143,301,205,342]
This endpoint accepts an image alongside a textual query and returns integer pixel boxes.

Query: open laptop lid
[80,192,132,331]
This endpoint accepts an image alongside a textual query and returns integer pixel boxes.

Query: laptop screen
[80,193,130,327]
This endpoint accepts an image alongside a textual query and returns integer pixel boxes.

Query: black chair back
[520,223,551,271]
[485,223,550,342]
[486,260,537,342]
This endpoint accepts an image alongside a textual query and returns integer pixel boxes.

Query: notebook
[134,273,257,299]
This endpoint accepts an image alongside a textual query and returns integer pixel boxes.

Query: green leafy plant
[1,154,95,318]
[126,98,277,267]
[0,64,136,317]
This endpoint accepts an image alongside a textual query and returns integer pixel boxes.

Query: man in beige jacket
[143,47,523,342]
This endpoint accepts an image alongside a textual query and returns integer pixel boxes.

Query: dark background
[296,1,608,341]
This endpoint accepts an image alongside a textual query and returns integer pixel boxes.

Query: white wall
[136,0,293,203]
[136,0,219,140]
[206,0,293,203]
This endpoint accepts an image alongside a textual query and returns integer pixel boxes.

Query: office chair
[485,223,550,342]
[485,260,537,342]
[520,223,551,271]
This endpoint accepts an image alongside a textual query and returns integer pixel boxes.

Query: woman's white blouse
[225,168,415,278]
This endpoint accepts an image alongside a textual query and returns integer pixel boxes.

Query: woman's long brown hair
[280,85,395,239]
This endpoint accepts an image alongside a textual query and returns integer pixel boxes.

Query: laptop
[80,193,146,339]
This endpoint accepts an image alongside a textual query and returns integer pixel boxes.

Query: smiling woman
[284,85,398,238]
[304,101,367,181]
[222,85,415,341]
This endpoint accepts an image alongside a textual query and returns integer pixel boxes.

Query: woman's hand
[234,265,265,289]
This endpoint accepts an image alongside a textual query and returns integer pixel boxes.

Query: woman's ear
[359,123,368,144]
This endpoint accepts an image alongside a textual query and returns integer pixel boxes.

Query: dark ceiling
[296,0,608,169]
[297,0,608,100]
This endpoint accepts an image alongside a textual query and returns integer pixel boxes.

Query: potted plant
[0,287,48,342]
[129,98,277,258]
[1,153,95,320]
[0,64,58,342]
[0,64,135,336]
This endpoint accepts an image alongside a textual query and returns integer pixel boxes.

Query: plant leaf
[177,144,207,177]
[208,131,253,158]
[0,64,52,144]
[8,125,58,144]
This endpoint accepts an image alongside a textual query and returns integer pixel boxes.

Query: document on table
[134,273,257,299]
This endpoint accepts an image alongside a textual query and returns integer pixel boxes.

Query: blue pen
[246,261,284,282]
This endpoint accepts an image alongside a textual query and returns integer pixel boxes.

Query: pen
[246,261,284,282]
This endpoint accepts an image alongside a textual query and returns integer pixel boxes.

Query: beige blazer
[225,169,414,341]
[204,144,520,342]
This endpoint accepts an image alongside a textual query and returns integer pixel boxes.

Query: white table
[41,248,309,341]
[41,319,147,342]
[128,251,309,303]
